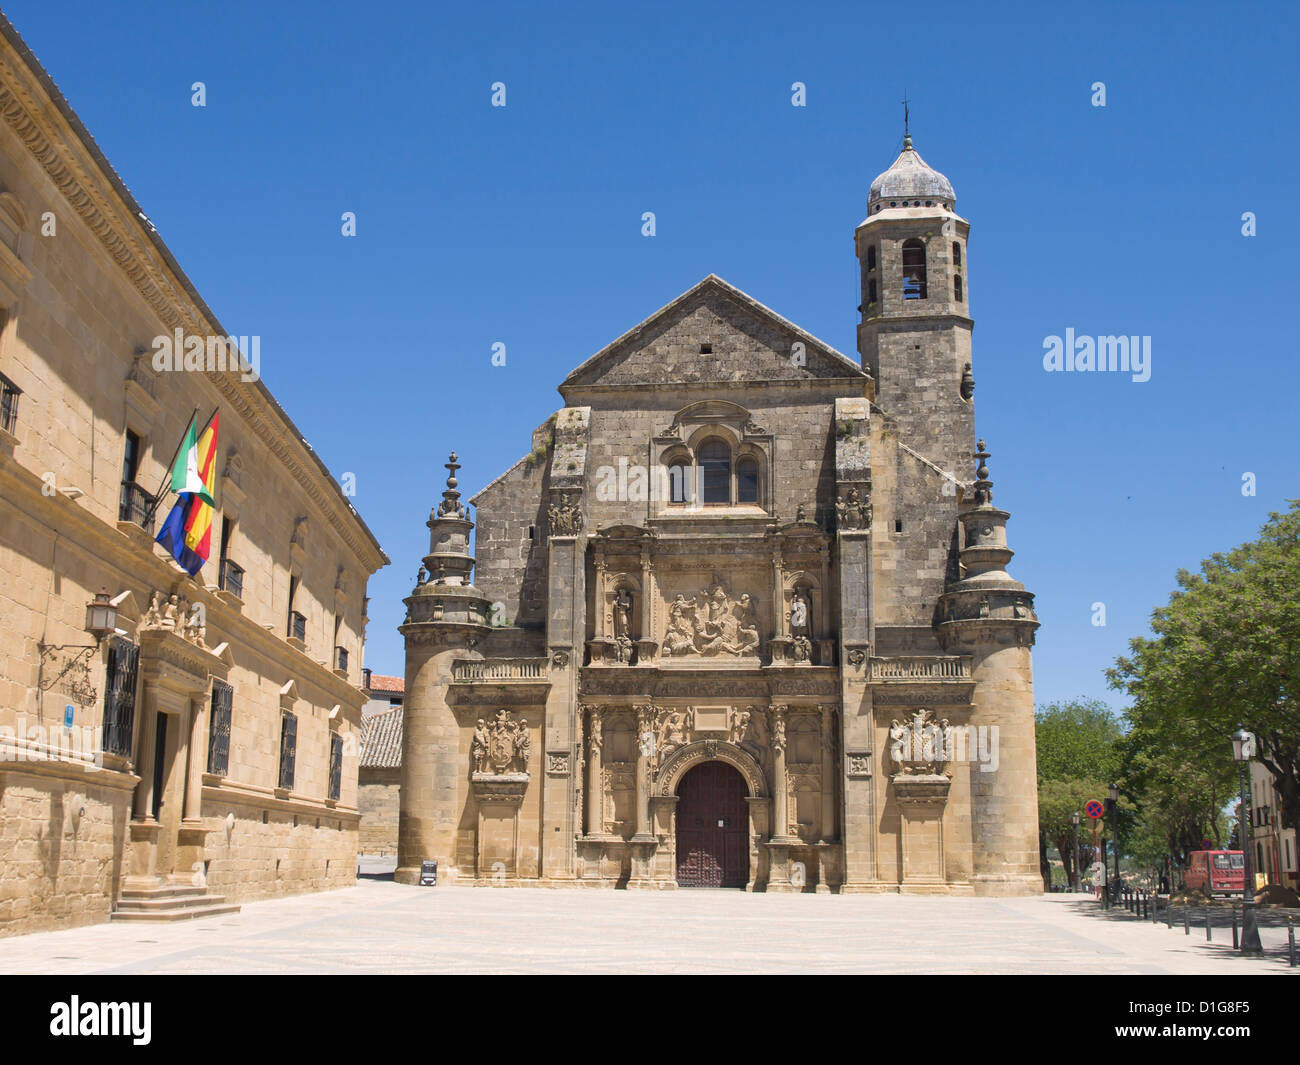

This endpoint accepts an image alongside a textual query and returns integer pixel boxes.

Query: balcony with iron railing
[0,372,19,436]
[118,480,155,532]
[287,610,307,644]
[219,558,244,599]
[334,645,349,674]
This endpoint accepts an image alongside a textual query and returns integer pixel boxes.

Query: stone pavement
[0,882,1295,975]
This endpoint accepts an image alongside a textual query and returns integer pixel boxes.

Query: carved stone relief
[661,580,760,658]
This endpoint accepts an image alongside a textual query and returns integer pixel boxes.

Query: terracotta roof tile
[365,674,404,694]
[359,706,403,768]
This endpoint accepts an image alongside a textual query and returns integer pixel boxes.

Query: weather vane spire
[902,91,912,149]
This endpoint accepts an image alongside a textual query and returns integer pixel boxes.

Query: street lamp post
[1071,812,1081,893]
[1232,727,1263,956]
[1108,783,1121,904]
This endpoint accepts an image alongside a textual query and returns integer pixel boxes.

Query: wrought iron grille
[0,373,19,434]
[287,610,306,642]
[334,645,348,673]
[118,480,154,530]
[219,558,244,599]
[278,711,297,789]
[328,733,343,801]
[101,636,140,759]
[207,680,232,775]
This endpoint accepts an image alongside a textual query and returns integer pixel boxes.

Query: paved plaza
[0,882,1296,975]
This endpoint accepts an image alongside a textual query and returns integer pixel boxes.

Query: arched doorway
[675,761,748,888]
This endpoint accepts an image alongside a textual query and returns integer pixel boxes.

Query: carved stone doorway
[675,761,748,888]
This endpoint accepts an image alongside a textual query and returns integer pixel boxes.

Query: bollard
[1206,909,1212,941]
[1166,899,1172,929]
[1232,907,1239,950]
[1290,917,1296,967]
[1184,907,1190,935]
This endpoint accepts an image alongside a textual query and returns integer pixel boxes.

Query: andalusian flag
[167,412,217,507]
[156,411,220,576]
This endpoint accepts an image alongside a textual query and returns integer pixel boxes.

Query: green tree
[1108,502,1300,856]
[1035,699,1125,890]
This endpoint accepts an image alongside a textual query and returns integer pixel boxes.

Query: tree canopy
[1107,501,1300,848]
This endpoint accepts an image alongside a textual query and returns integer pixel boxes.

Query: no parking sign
[1085,800,1104,819]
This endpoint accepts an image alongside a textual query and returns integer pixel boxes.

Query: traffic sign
[1085,800,1104,820]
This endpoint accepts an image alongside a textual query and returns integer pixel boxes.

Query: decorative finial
[902,91,912,149]
[973,439,993,505]
[436,451,467,518]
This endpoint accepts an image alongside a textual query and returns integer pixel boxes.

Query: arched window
[952,241,962,266]
[736,456,759,504]
[902,239,927,300]
[866,245,877,271]
[698,439,731,504]
[954,274,963,302]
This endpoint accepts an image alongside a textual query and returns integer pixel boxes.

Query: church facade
[397,138,1041,894]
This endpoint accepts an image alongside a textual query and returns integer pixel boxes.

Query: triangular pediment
[560,275,865,392]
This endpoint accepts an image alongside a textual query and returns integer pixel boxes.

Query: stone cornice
[0,25,387,574]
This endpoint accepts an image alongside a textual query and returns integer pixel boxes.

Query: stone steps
[111,884,241,923]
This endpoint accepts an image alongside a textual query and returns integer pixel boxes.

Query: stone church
[397,136,1041,894]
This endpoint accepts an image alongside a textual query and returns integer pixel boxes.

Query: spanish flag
[156,411,219,576]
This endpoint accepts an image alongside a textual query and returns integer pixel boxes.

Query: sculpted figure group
[471,708,531,775]
[661,583,760,657]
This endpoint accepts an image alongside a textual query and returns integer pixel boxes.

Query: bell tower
[855,132,974,479]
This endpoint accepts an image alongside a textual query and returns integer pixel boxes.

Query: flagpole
[143,406,198,526]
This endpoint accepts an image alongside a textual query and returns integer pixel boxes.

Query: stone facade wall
[0,766,133,935]
[0,23,387,935]
[405,206,1037,895]
[358,767,400,856]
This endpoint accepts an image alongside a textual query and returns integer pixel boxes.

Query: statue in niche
[613,587,633,639]
[789,591,811,637]
[161,594,181,631]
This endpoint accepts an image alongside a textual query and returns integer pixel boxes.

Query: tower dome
[867,137,955,213]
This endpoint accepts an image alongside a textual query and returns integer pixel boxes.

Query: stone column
[771,550,785,639]
[132,684,159,821]
[183,692,208,822]
[769,704,793,842]
[632,704,654,842]
[820,703,836,842]
[593,554,607,640]
[585,707,604,837]
[639,548,653,639]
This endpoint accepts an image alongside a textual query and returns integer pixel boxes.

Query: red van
[1184,850,1245,896]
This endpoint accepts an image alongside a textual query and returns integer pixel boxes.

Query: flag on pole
[156,411,220,576]
[166,411,216,507]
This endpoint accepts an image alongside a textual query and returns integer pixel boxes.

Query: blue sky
[8,0,1297,705]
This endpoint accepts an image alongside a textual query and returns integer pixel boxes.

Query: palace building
[0,16,387,934]
[396,135,1042,894]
